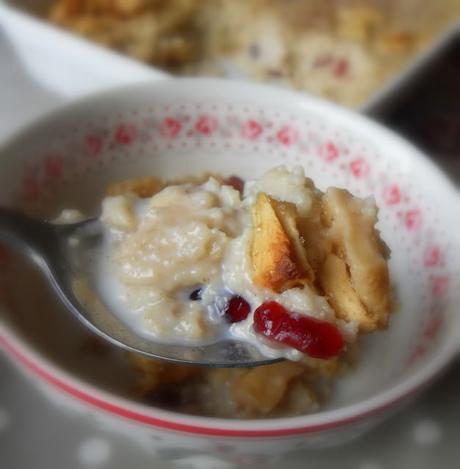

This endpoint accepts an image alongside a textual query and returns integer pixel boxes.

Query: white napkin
[0,2,166,140]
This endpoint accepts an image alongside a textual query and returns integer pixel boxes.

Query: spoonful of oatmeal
[0,166,391,366]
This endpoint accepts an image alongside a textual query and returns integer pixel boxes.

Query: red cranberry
[333,58,349,78]
[253,301,344,359]
[225,295,251,323]
[224,175,245,194]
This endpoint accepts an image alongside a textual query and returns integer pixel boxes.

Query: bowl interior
[1,79,459,415]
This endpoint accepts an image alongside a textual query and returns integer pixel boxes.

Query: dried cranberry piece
[253,301,344,359]
[225,295,251,323]
[224,175,245,194]
[333,58,349,78]
[189,288,203,301]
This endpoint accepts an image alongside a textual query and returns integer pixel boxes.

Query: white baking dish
[0,0,458,111]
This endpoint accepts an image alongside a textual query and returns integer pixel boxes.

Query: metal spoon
[0,208,280,367]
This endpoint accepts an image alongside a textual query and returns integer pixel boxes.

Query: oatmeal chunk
[128,354,201,395]
[231,362,304,414]
[101,194,137,231]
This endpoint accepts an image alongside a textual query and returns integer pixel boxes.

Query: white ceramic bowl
[1,79,459,462]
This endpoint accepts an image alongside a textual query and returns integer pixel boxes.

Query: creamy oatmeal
[99,166,391,362]
[56,166,392,417]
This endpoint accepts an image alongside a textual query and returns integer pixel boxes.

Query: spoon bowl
[0,208,279,367]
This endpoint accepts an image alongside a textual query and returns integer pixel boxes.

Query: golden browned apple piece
[319,252,375,331]
[321,188,391,332]
[251,192,314,293]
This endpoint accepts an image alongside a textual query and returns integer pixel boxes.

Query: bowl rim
[0,324,454,437]
[0,77,459,437]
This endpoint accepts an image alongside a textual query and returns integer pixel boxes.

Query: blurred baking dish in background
[43,0,460,107]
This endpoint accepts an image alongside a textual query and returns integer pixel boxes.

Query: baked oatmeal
[59,166,391,417]
[99,167,390,362]
[45,0,460,106]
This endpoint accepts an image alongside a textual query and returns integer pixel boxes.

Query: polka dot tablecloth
[1,356,459,469]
